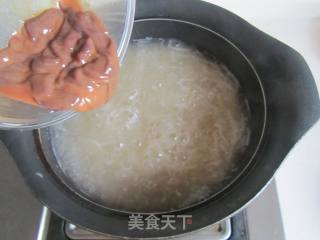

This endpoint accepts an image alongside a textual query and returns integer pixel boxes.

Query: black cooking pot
[1,0,319,238]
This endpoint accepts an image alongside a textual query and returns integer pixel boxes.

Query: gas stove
[64,219,233,239]
[0,140,284,240]
[36,206,251,240]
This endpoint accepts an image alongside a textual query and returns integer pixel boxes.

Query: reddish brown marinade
[0,0,119,112]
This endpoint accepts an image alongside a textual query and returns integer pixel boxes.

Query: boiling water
[52,39,250,212]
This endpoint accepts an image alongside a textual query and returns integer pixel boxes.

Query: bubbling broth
[52,39,250,212]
